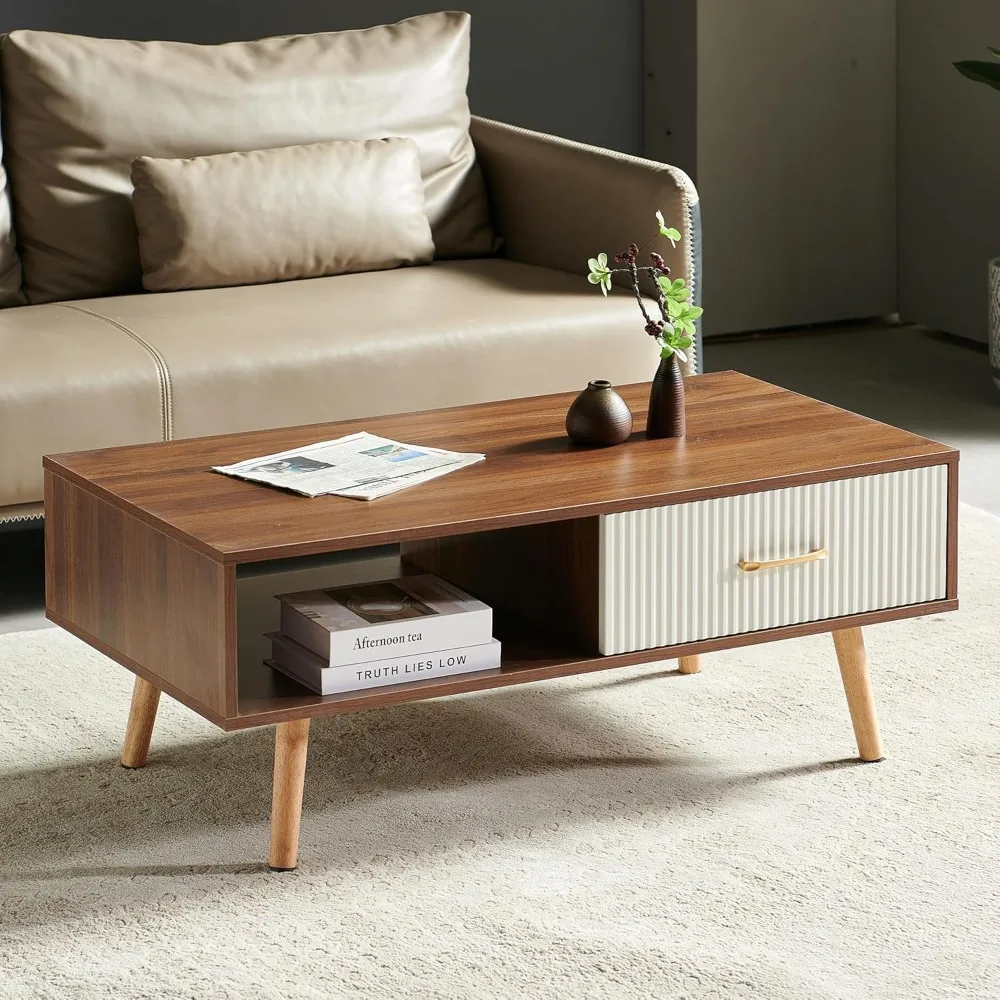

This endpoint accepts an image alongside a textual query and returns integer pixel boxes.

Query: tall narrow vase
[646,353,686,439]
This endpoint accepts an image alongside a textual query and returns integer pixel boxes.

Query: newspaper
[213,432,484,500]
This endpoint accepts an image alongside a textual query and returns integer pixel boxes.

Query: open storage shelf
[232,536,607,727]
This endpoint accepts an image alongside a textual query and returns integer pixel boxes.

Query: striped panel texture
[599,466,949,655]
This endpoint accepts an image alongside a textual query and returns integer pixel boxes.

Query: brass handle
[738,548,828,573]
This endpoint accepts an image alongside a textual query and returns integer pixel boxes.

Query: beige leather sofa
[0,15,701,529]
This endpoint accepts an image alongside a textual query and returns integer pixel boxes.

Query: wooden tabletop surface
[44,371,956,564]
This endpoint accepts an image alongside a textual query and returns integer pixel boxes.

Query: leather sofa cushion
[0,260,657,509]
[0,65,24,308]
[0,13,495,305]
[73,260,657,441]
[132,138,434,292]
[0,302,165,508]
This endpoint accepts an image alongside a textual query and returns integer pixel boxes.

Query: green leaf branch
[585,210,702,362]
[955,44,1000,92]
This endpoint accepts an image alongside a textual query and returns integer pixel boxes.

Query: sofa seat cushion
[77,259,658,441]
[0,302,165,507]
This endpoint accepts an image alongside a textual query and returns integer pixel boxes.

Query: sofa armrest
[470,116,702,373]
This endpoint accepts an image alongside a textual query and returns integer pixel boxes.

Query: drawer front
[599,466,949,655]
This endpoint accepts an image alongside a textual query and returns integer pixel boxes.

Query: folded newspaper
[213,432,484,500]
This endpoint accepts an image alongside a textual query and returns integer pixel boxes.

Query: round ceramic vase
[565,380,633,446]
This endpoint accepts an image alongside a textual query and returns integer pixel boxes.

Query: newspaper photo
[213,432,484,500]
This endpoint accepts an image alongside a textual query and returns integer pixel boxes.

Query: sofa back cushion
[132,138,435,292]
[0,13,495,304]
[0,73,24,307]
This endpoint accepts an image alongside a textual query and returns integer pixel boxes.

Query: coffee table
[43,372,959,870]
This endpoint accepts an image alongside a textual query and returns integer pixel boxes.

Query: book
[276,574,492,667]
[266,631,501,695]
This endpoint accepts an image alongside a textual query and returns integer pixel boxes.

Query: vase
[647,353,686,439]
[565,379,633,446]
[990,257,1000,393]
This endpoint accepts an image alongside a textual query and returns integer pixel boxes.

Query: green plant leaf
[657,275,673,291]
[666,298,682,318]
[990,46,1000,61]
[587,272,602,284]
[673,347,687,364]
[677,335,693,349]
[659,342,674,358]
[955,59,1000,91]
[597,252,608,268]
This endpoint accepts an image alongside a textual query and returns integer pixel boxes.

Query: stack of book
[266,574,499,695]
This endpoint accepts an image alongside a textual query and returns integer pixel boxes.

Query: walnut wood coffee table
[43,372,958,870]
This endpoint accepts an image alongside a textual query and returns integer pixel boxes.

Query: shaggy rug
[1,505,998,1000]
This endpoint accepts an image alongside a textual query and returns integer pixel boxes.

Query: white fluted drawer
[599,466,949,655]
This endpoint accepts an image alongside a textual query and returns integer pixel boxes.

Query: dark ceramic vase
[647,353,686,439]
[565,379,633,446]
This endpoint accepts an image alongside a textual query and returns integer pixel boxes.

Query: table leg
[269,719,311,871]
[831,627,885,762]
[678,655,702,674]
[121,676,161,768]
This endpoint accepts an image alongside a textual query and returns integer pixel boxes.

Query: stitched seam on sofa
[0,506,44,525]
[473,117,699,375]
[52,303,174,441]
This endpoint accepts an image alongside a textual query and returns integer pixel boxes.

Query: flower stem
[629,263,652,325]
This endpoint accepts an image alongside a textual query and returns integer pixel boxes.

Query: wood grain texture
[232,597,957,731]
[269,719,310,871]
[832,627,885,762]
[120,676,161,768]
[947,460,960,601]
[43,372,960,733]
[402,517,601,648]
[43,372,957,565]
[45,470,231,719]
[678,656,702,674]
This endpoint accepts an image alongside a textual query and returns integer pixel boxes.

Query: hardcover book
[276,574,493,667]
[267,631,501,695]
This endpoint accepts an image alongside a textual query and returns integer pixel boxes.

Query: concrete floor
[2,324,997,636]
[708,324,999,515]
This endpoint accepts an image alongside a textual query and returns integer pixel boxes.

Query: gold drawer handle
[738,548,828,573]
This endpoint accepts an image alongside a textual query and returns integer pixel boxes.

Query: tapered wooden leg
[269,719,311,871]
[678,655,702,674]
[121,676,161,768]
[832,628,885,762]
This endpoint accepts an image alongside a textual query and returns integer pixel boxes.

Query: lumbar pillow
[0,13,495,304]
[131,138,434,292]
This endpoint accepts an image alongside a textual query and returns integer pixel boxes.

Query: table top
[44,371,956,564]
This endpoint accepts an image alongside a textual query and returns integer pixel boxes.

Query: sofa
[0,12,701,529]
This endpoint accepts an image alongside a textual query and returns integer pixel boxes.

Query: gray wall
[898,0,1000,344]
[0,2,644,154]
[646,0,898,337]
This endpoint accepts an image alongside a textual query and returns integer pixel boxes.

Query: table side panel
[947,459,959,601]
[45,471,231,721]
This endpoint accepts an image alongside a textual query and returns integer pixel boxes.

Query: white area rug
[1,505,999,999]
